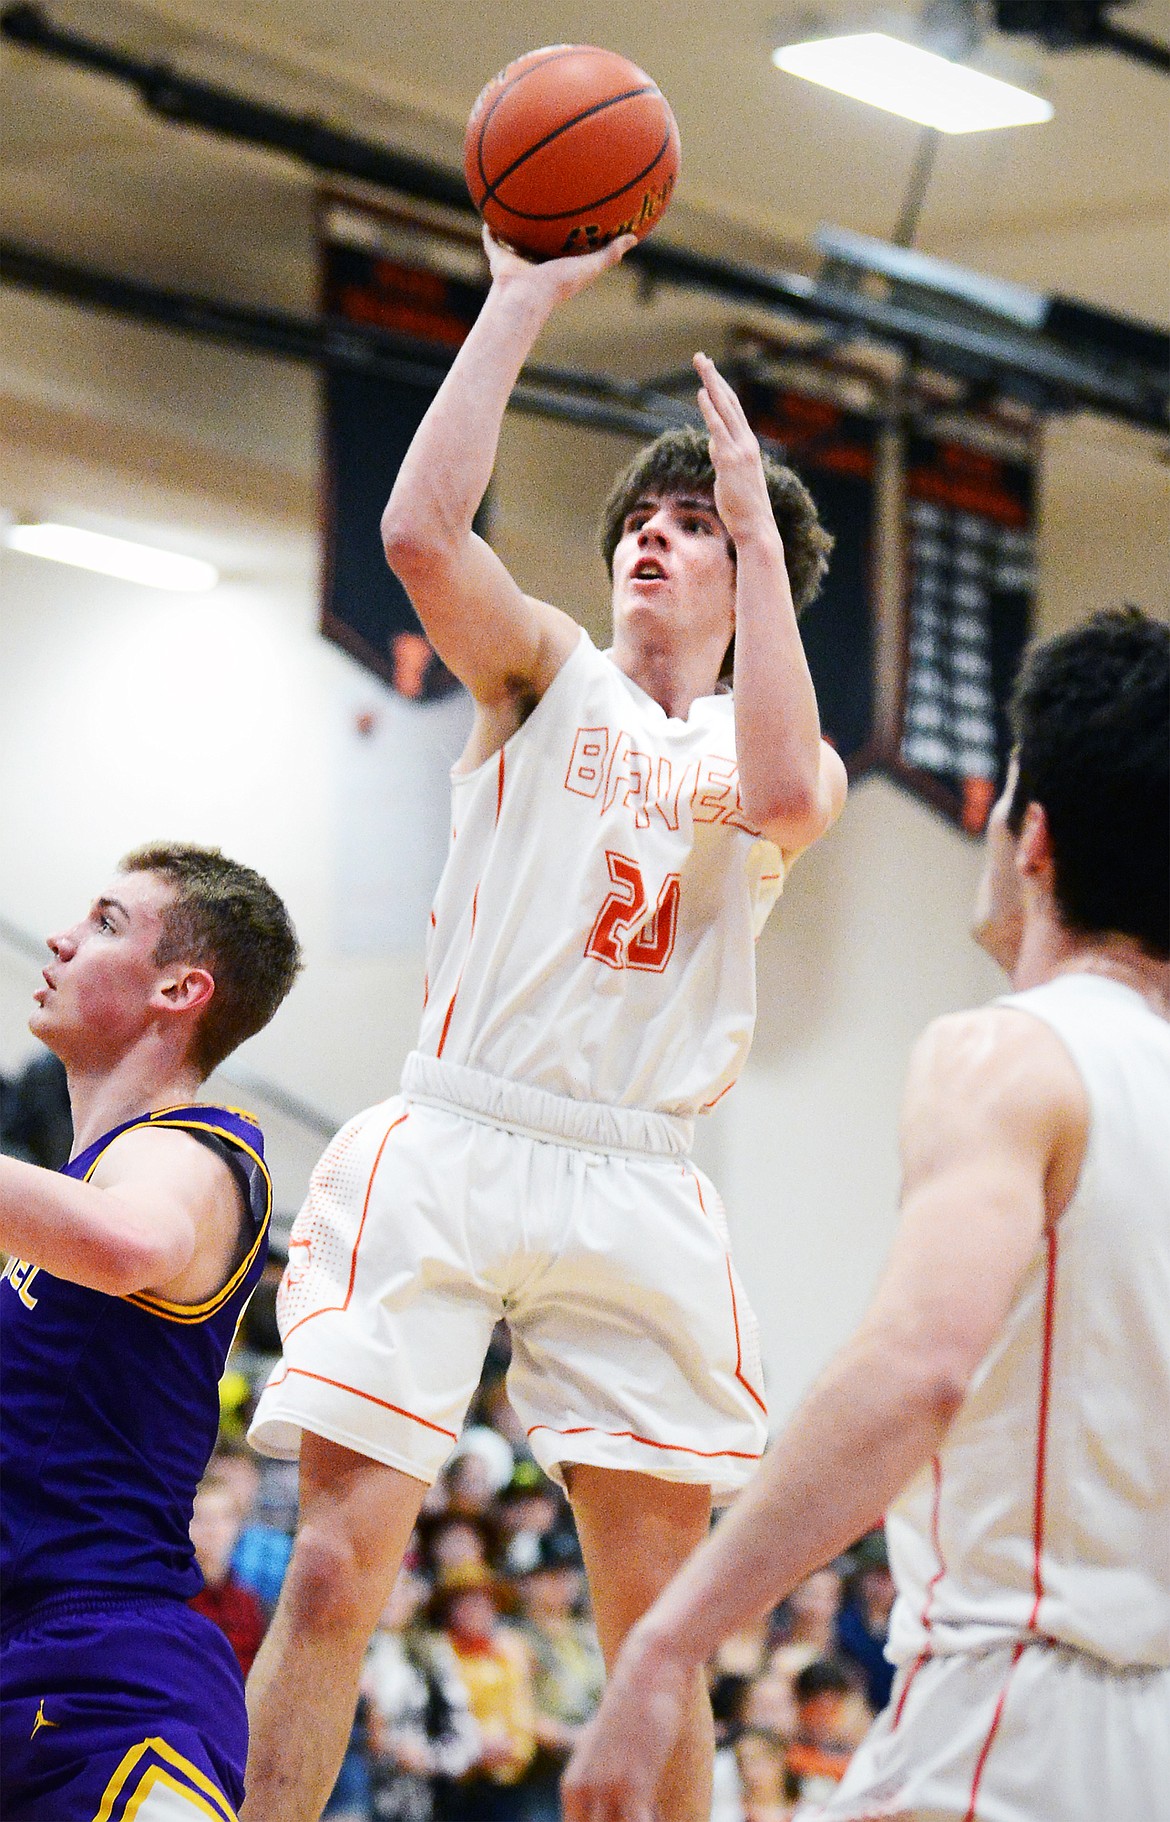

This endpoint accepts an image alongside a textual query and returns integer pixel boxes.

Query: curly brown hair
[599,424,834,615]
[119,842,302,1078]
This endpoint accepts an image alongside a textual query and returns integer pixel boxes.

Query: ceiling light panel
[4,523,219,593]
[773,34,1054,133]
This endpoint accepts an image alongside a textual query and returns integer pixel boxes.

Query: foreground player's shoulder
[902,1004,1089,1170]
[87,1118,240,1212]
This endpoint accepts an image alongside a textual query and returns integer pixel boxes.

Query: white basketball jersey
[887,973,1170,1670]
[415,630,784,1117]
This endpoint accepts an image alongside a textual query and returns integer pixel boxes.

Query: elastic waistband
[401,1051,693,1158]
[1,1589,187,1638]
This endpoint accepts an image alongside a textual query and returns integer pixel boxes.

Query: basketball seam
[471,47,651,201]
[480,121,674,224]
[475,84,662,211]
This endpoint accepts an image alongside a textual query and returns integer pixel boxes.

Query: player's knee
[281,1519,378,1637]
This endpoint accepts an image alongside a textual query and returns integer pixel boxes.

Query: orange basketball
[463,45,680,260]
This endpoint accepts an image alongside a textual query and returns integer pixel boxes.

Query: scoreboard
[898,433,1035,833]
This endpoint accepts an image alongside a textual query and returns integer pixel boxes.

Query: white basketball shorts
[820,1638,1170,1821]
[248,1052,768,1501]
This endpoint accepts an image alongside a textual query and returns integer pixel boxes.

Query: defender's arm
[0,1124,241,1300]
[562,1007,1087,1821]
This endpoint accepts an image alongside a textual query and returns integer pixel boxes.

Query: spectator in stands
[512,1531,605,1821]
[711,1613,773,1681]
[493,1461,566,1573]
[444,1434,512,1520]
[188,1479,266,1680]
[0,1049,71,1168]
[231,1457,297,1616]
[770,1569,843,1681]
[363,1567,481,1822]
[733,1728,798,1822]
[430,1563,538,1820]
[741,1664,799,1742]
[786,1660,866,1804]
[834,1531,895,1713]
[417,1513,493,1578]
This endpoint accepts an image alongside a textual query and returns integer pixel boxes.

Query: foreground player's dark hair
[119,842,302,1077]
[1008,607,1169,958]
[599,423,834,659]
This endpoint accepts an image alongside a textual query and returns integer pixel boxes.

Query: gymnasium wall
[1,279,1167,1423]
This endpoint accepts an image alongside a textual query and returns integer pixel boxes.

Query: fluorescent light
[772,34,1053,133]
[4,522,219,592]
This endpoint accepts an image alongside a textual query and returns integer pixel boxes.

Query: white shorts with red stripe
[248,1051,768,1501]
[820,1639,1170,1822]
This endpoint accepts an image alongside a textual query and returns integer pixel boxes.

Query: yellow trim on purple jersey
[78,1111,272,1325]
[93,1735,238,1821]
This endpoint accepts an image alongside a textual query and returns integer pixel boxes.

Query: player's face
[30,871,177,1067]
[972,761,1025,970]
[611,491,736,655]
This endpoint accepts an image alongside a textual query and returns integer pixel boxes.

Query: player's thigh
[565,1462,711,1664]
[509,1152,766,1501]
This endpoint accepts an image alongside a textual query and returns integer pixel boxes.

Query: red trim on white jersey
[435,885,479,1060]
[527,1421,761,1463]
[682,1164,767,1416]
[894,1454,948,1729]
[272,1362,458,1440]
[281,1111,408,1344]
[962,1226,1059,1818]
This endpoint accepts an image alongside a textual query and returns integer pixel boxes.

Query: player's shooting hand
[484,226,638,310]
[693,352,776,548]
[561,1633,689,1822]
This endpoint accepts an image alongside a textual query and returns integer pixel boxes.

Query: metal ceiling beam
[0,240,692,442]
[2,1,1166,432]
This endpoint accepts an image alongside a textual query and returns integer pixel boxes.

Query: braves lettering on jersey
[0,1104,271,1623]
[418,629,784,1115]
[886,975,1170,1672]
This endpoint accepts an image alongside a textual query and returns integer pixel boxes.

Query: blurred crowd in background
[210,1322,895,1822]
[3,1050,896,1822]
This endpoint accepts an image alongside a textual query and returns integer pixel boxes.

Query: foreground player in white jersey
[564,606,1170,1822]
[241,229,847,1821]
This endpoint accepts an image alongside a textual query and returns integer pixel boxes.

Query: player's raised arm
[562,1004,1084,1820]
[380,231,636,726]
[693,353,846,857]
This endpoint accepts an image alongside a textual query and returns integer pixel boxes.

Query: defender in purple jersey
[1,844,299,1821]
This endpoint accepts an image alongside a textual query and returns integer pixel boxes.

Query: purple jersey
[0,1104,271,1619]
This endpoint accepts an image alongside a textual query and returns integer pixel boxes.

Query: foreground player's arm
[381,232,635,740]
[0,1125,240,1300]
[695,354,846,857]
[562,1007,1088,1822]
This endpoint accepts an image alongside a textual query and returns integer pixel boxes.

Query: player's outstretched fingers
[693,351,754,442]
[692,352,773,542]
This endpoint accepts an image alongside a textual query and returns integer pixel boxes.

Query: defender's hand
[484,226,637,311]
[693,352,777,548]
[561,1636,690,1822]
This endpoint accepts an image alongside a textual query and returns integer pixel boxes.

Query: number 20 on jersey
[585,852,680,973]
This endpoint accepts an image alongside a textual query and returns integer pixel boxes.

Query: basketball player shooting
[564,608,1170,1822]
[0,844,300,1822]
[241,228,847,1821]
